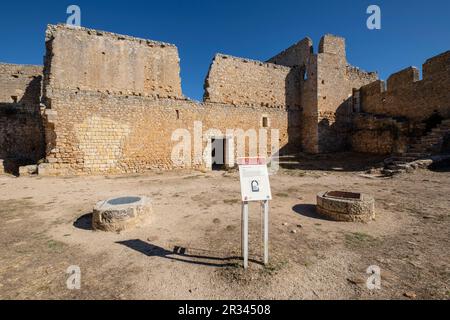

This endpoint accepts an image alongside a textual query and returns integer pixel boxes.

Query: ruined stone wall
[0,63,45,168]
[267,37,318,153]
[351,114,408,154]
[359,51,450,122]
[41,25,298,175]
[312,35,378,153]
[41,90,296,175]
[267,34,377,154]
[0,63,42,109]
[316,35,378,153]
[204,54,301,108]
[267,37,313,68]
[44,24,182,99]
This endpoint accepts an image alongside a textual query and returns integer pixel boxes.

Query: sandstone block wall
[316,35,378,153]
[42,90,296,175]
[0,63,42,109]
[267,37,318,153]
[268,34,377,153]
[204,54,301,108]
[351,113,408,154]
[0,63,45,167]
[359,51,450,122]
[267,37,313,68]
[41,25,299,175]
[5,22,442,174]
[44,24,183,99]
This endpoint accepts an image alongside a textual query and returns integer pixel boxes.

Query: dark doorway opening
[211,138,226,171]
[424,112,443,133]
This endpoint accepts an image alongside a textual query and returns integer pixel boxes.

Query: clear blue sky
[0,0,449,100]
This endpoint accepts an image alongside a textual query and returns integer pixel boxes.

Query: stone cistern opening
[92,195,152,232]
[316,191,375,222]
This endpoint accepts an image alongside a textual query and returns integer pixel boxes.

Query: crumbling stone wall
[267,38,318,154]
[41,25,298,175]
[359,51,450,121]
[351,51,450,154]
[44,24,182,99]
[316,35,378,153]
[351,113,408,154]
[41,90,293,175]
[268,35,377,153]
[4,23,442,174]
[204,54,301,108]
[0,63,44,172]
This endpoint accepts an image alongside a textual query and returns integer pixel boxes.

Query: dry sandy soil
[0,153,449,300]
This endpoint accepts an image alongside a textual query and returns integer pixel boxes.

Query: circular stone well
[316,191,375,222]
[92,196,151,232]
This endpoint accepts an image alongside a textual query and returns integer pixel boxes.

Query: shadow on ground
[280,152,386,172]
[73,212,93,230]
[292,204,332,221]
[117,239,262,268]
[429,157,450,172]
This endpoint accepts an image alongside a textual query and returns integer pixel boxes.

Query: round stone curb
[92,196,152,232]
[316,191,375,223]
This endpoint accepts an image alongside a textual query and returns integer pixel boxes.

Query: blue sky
[0,0,449,100]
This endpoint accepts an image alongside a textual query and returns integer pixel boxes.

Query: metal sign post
[238,157,272,269]
[241,201,249,269]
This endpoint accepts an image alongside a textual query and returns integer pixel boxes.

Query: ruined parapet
[267,37,313,68]
[359,51,450,121]
[319,34,346,58]
[387,67,420,90]
[44,24,183,99]
[422,50,450,81]
[203,53,301,108]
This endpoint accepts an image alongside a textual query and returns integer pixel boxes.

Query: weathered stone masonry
[39,24,299,175]
[268,35,378,153]
[0,23,448,175]
[352,51,450,154]
[0,63,44,173]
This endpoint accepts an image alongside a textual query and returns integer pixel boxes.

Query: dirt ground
[0,153,449,300]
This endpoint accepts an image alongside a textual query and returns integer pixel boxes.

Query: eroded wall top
[203,54,301,108]
[44,24,182,98]
[0,63,42,107]
[267,37,313,68]
[359,51,450,121]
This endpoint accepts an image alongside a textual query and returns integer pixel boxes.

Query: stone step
[394,156,419,162]
[408,147,428,152]
[382,168,405,176]
[401,152,430,158]
[421,136,442,141]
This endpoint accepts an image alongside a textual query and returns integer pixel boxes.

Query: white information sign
[238,158,272,202]
[237,157,271,268]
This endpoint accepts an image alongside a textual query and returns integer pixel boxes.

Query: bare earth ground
[0,153,449,300]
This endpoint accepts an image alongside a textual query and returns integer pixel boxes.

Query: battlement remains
[319,34,346,58]
[359,51,450,121]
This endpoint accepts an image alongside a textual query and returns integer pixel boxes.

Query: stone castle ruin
[0,24,449,175]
